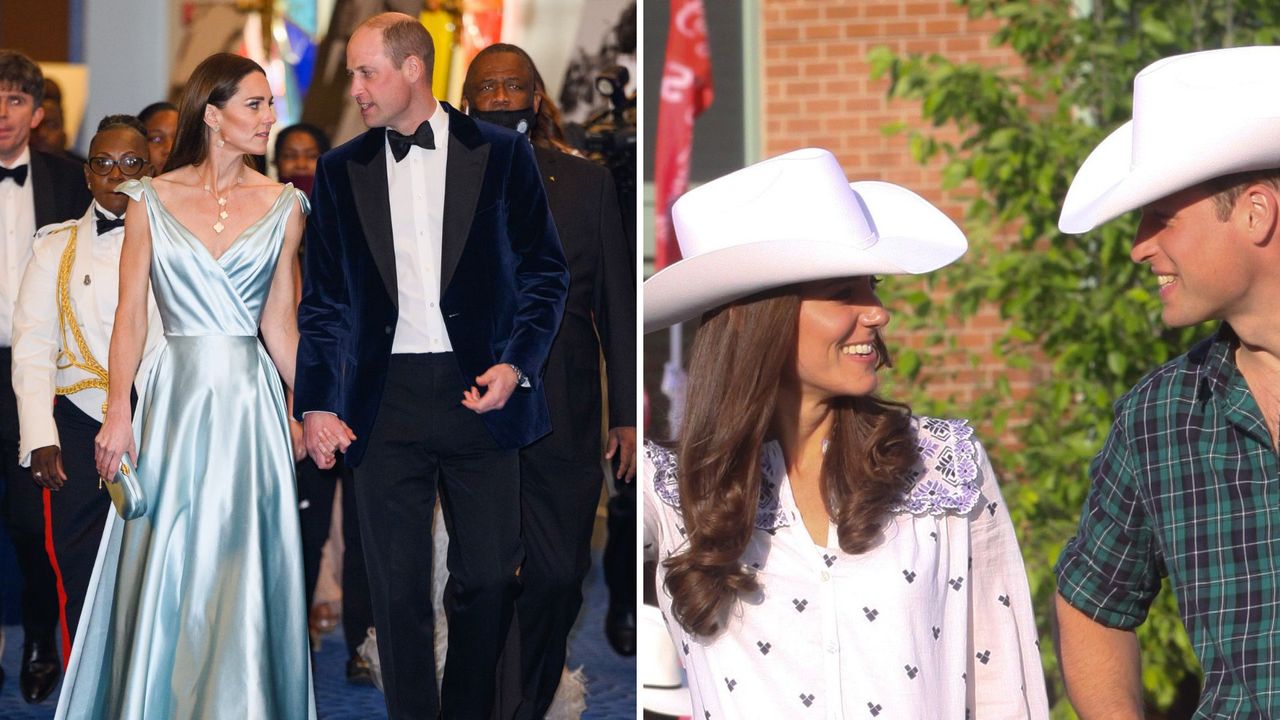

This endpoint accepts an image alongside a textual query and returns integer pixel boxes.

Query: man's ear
[403,55,424,85]
[29,104,45,130]
[1243,184,1279,246]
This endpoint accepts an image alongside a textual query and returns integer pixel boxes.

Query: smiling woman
[641,147,1051,718]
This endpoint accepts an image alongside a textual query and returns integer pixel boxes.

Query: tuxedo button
[384,326,392,335]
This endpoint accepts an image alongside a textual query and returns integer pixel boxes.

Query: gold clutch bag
[102,452,147,520]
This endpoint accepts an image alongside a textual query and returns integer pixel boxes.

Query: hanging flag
[654,0,712,436]
[653,0,713,270]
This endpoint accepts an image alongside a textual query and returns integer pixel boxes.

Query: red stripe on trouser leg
[42,487,72,664]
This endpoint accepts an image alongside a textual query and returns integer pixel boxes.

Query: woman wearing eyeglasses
[643,149,1050,718]
[9,114,164,662]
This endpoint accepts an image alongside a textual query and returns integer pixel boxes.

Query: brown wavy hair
[663,285,918,637]
[165,53,264,174]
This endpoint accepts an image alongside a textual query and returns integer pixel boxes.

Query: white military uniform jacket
[11,201,163,466]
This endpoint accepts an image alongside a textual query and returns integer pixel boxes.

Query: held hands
[94,414,137,481]
[605,426,637,483]
[461,364,518,414]
[289,419,307,463]
[30,446,67,490]
[303,412,357,469]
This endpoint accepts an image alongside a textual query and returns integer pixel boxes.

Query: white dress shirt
[386,101,452,354]
[1,146,37,346]
[643,418,1051,719]
[11,202,164,465]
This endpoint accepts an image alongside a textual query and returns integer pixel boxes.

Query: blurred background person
[0,48,92,705]
[137,101,177,173]
[272,121,329,194]
[462,42,635,719]
[31,79,84,164]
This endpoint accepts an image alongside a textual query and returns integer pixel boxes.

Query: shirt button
[821,571,830,582]
[429,302,435,308]
[826,643,837,654]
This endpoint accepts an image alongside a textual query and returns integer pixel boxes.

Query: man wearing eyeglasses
[0,49,91,703]
[10,114,160,682]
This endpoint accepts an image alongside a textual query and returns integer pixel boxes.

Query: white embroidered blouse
[642,417,1050,719]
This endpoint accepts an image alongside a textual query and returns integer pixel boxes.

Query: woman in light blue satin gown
[57,53,315,719]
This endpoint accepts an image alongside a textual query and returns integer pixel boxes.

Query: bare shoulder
[150,169,202,205]
[238,168,285,200]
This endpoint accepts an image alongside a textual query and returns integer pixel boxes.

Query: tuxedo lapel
[347,131,398,304]
[441,107,488,294]
[29,150,59,228]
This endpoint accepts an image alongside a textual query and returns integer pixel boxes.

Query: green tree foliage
[869,1,1280,715]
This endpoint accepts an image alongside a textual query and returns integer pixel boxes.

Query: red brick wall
[760,0,1043,416]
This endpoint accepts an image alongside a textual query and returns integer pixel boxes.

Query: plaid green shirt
[1057,324,1280,715]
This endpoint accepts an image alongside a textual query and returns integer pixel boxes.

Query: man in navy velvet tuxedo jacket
[292,13,567,720]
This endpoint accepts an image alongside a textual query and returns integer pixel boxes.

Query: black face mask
[471,107,537,136]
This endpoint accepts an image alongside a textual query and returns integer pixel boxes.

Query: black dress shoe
[346,653,374,685]
[605,603,636,656]
[20,640,61,704]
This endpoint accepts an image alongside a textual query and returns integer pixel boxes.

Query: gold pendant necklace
[202,176,240,234]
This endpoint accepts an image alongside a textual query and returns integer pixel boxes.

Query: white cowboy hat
[639,604,693,716]
[644,148,968,333]
[1059,45,1280,234]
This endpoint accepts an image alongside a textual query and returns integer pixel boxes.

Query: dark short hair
[138,101,177,125]
[273,122,331,161]
[0,50,45,105]
[96,113,148,140]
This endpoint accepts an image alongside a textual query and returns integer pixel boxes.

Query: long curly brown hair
[663,285,918,637]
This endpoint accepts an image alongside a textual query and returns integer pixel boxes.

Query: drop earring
[213,124,225,148]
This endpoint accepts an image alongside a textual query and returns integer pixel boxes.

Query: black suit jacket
[30,149,91,228]
[295,104,568,464]
[527,147,635,462]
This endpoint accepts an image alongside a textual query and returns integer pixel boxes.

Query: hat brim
[640,685,693,716]
[1059,118,1280,233]
[644,181,967,333]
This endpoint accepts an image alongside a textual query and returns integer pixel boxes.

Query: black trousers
[0,349,59,650]
[604,478,636,607]
[47,397,111,656]
[505,444,604,720]
[296,455,374,656]
[354,354,522,720]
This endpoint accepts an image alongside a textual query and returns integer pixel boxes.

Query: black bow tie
[0,164,28,186]
[387,121,436,162]
[95,209,125,235]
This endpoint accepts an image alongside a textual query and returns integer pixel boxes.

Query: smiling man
[1054,46,1280,718]
[0,49,91,704]
[293,13,567,720]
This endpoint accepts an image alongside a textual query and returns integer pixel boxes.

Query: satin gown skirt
[55,178,315,719]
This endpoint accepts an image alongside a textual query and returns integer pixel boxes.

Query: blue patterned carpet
[0,551,634,719]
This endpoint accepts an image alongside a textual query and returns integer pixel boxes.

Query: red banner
[653,0,713,271]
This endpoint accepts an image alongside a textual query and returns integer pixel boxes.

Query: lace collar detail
[646,441,795,530]
[646,416,980,532]
[891,417,981,516]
